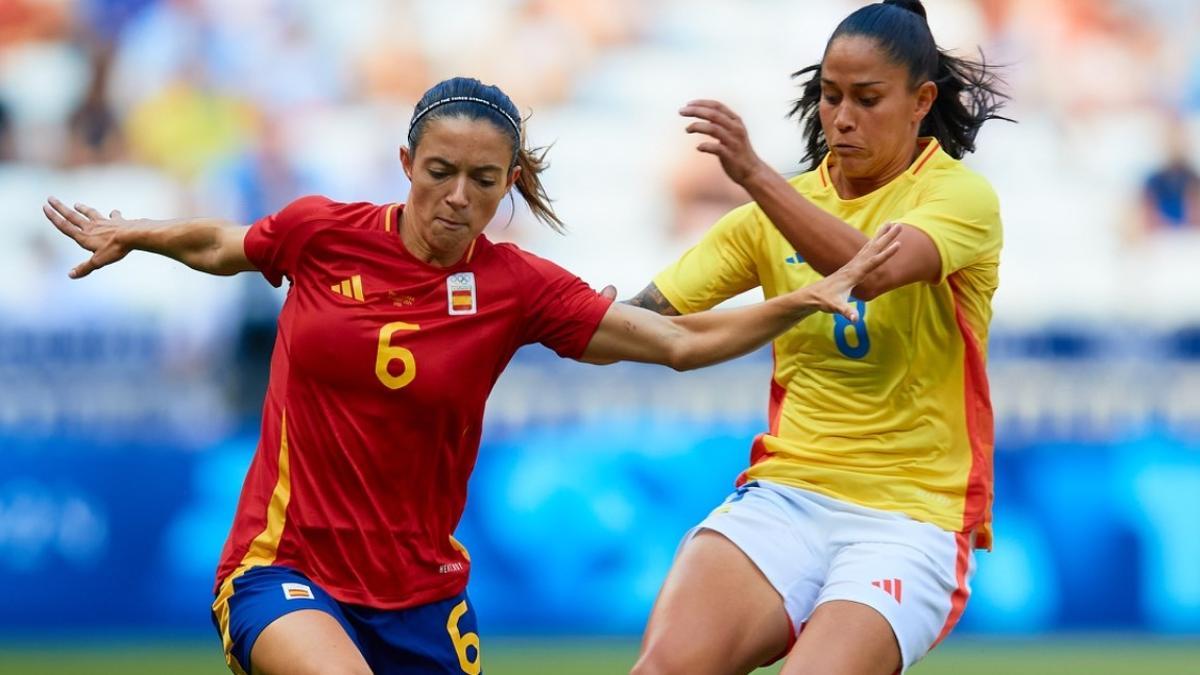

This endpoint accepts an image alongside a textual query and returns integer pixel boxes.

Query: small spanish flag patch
[446,272,477,315]
[281,582,315,600]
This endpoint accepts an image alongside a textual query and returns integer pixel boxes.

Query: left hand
[680,99,771,186]
[799,224,903,321]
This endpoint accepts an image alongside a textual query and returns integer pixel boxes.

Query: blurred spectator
[220,115,312,223]
[1140,116,1200,233]
[667,144,749,243]
[0,0,70,48]
[124,59,255,180]
[0,96,14,161]
[65,45,125,166]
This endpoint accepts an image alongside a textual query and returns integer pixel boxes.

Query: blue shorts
[211,565,481,675]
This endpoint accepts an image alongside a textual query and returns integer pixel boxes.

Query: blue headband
[408,96,521,139]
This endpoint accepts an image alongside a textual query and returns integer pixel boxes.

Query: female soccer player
[627,2,1008,674]
[43,76,898,675]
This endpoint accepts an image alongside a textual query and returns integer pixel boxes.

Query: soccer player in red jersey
[43,76,899,675]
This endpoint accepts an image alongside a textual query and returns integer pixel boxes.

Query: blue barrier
[2,419,1198,637]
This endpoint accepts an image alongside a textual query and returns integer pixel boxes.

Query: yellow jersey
[655,140,1002,548]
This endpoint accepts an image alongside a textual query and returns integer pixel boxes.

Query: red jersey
[214,196,612,609]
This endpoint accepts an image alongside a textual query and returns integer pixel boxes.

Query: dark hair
[788,0,1011,170]
[407,77,563,231]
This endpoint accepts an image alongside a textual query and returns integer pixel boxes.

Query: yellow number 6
[446,600,481,675]
[375,322,419,389]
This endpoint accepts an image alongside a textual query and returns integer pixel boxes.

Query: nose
[833,102,855,134]
[446,176,469,209]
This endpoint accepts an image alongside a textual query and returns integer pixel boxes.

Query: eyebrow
[427,157,504,173]
[821,78,885,88]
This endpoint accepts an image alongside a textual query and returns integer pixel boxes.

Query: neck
[830,138,923,200]
[398,211,469,267]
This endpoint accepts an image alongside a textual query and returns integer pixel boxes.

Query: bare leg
[631,530,791,675]
[780,600,901,675]
[250,609,372,675]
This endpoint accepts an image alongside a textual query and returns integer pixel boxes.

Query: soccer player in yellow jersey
[627,2,1010,675]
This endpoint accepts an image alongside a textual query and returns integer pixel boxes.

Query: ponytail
[513,139,564,232]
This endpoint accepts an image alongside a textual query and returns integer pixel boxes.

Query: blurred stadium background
[2,0,1199,673]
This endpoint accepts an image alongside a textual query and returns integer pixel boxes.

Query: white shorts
[682,480,975,673]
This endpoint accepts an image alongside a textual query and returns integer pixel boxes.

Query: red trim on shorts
[737,345,785,486]
[932,531,972,648]
[949,276,995,549]
[763,617,802,667]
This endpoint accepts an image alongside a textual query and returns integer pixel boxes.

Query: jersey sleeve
[898,170,1002,283]
[652,202,761,314]
[513,252,615,358]
[244,195,335,286]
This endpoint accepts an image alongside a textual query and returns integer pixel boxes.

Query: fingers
[43,202,84,241]
[70,256,100,279]
[45,197,95,231]
[74,202,105,221]
[679,100,746,137]
[871,222,902,249]
[837,303,860,323]
[70,247,122,279]
[599,284,618,301]
[110,209,122,219]
[679,99,743,125]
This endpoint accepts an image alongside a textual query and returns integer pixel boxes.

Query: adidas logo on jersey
[330,275,365,301]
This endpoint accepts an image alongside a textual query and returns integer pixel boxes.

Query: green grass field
[0,638,1197,675]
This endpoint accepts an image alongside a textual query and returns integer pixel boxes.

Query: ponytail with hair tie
[882,0,928,21]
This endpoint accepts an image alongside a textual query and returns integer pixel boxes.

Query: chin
[838,158,872,179]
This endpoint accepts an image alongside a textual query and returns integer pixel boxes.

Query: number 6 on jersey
[375,322,420,389]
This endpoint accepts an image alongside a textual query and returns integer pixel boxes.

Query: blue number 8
[833,297,870,359]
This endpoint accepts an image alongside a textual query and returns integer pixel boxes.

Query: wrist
[783,286,817,315]
[116,222,155,251]
[740,160,776,193]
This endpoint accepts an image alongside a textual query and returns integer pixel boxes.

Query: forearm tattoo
[623,283,681,316]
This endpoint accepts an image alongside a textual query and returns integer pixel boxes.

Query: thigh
[212,565,367,675]
[253,610,371,675]
[633,530,791,675]
[345,591,482,675]
[781,600,899,675]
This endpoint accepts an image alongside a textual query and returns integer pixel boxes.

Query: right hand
[797,224,902,322]
[43,197,139,278]
[680,99,771,187]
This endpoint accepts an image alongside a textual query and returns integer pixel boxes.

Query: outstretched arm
[43,197,255,278]
[680,100,941,300]
[580,225,900,370]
